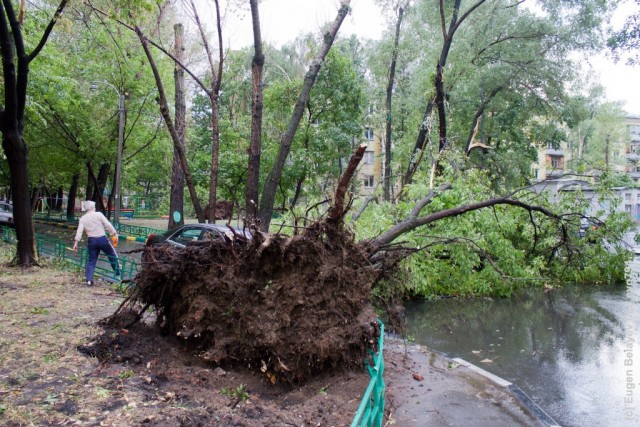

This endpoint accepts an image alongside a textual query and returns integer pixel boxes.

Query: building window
[625,193,632,201]
[363,175,374,188]
[364,151,374,165]
[548,155,563,169]
[364,127,374,140]
[532,168,539,179]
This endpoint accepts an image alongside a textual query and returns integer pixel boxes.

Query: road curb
[452,357,561,427]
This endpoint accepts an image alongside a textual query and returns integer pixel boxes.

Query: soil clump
[119,220,381,384]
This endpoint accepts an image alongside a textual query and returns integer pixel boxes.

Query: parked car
[145,223,251,249]
[0,201,13,226]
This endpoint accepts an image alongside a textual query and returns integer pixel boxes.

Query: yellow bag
[111,235,118,247]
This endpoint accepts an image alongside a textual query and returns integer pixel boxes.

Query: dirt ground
[0,241,546,427]
[0,254,371,426]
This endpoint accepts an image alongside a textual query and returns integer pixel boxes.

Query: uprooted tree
[100,0,634,383]
[108,140,632,384]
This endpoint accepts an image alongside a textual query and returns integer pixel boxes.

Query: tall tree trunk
[4,134,37,264]
[0,0,68,266]
[31,183,40,211]
[403,0,487,186]
[107,168,116,220]
[92,162,110,212]
[189,0,224,224]
[246,0,264,221]
[66,173,79,220]
[134,26,206,222]
[169,23,185,229]
[85,166,94,201]
[208,95,221,223]
[55,186,63,211]
[258,1,351,231]
[384,5,405,201]
[403,99,435,186]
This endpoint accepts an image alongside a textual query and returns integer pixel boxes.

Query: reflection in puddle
[405,261,640,427]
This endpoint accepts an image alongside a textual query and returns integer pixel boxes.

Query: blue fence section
[351,321,385,427]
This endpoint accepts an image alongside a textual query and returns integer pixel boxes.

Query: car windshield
[0,203,11,212]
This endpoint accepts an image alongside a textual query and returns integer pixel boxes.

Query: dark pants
[86,236,120,281]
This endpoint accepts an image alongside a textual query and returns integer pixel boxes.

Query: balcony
[544,148,565,156]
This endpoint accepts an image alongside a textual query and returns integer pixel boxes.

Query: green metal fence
[1,225,16,243]
[33,212,78,223]
[1,225,139,283]
[115,222,165,238]
[33,215,165,242]
[351,320,385,427]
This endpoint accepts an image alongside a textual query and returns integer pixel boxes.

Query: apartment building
[356,126,383,195]
[531,140,571,181]
[624,115,640,183]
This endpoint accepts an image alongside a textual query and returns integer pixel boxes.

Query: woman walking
[72,200,120,285]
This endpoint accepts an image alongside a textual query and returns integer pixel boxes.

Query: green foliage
[608,0,640,65]
[220,384,249,401]
[355,169,634,298]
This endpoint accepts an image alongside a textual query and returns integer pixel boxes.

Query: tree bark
[372,190,559,248]
[169,23,185,229]
[134,26,206,222]
[246,0,264,222]
[403,0,488,186]
[3,133,37,264]
[384,5,405,201]
[55,186,63,211]
[0,0,68,265]
[328,144,367,224]
[92,162,110,212]
[190,0,224,224]
[258,0,351,231]
[85,167,94,202]
[403,98,435,186]
[66,173,78,220]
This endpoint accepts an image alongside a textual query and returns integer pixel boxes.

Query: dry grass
[0,244,128,425]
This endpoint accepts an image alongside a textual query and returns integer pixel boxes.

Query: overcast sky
[202,0,639,115]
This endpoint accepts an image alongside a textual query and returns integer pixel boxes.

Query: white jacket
[74,211,117,241]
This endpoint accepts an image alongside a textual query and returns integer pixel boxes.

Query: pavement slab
[385,337,551,427]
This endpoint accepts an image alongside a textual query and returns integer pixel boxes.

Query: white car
[0,201,13,226]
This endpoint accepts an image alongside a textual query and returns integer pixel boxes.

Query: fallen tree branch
[371,195,561,247]
[328,143,367,224]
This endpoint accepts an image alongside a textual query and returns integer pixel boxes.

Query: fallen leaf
[471,350,481,355]
[480,359,493,364]
[412,373,424,381]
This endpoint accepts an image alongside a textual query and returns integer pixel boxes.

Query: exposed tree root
[109,218,382,383]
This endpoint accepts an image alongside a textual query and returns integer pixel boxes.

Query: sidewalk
[385,337,555,426]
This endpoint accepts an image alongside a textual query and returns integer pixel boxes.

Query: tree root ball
[121,225,380,383]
